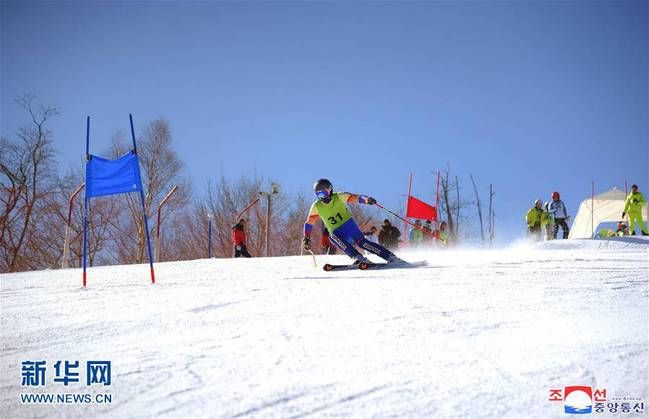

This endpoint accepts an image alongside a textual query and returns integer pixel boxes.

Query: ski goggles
[315,189,331,200]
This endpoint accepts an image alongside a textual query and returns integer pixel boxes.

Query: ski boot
[352,255,372,267]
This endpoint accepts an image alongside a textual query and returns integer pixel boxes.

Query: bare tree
[203,176,303,258]
[438,166,485,244]
[455,175,460,237]
[107,118,189,264]
[0,137,25,253]
[0,96,59,272]
[272,192,310,256]
[203,175,265,257]
[470,174,485,243]
[159,201,209,262]
[439,169,455,239]
[488,184,495,246]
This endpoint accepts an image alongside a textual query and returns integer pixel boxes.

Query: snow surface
[1,238,648,418]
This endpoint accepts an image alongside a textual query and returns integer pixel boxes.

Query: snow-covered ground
[1,238,648,418]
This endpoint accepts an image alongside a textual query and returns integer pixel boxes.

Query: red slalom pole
[405,173,412,243]
[435,170,440,228]
[307,249,317,268]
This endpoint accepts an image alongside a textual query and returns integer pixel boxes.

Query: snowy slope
[1,239,648,418]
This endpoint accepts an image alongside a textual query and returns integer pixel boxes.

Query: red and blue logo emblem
[563,386,593,414]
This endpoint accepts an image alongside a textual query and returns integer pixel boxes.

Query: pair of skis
[322,260,427,272]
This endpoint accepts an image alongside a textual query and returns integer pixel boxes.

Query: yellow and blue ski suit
[304,192,397,261]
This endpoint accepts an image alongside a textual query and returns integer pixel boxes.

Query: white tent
[569,188,649,239]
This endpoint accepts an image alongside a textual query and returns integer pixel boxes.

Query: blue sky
[2,1,647,243]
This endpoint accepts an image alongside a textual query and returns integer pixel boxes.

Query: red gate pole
[435,170,440,228]
[405,173,412,244]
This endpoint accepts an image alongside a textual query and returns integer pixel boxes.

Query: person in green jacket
[598,229,616,239]
[409,219,424,246]
[622,184,649,236]
[526,199,543,241]
[435,221,449,246]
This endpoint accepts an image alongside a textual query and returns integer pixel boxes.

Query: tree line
[1,97,494,273]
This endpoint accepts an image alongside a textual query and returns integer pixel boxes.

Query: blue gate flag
[85,151,143,199]
[83,114,155,287]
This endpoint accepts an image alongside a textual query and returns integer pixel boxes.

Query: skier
[622,184,649,236]
[547,191,570,239]
[526,199,544,241]
[232,219,252,258]
[302,179,404,265]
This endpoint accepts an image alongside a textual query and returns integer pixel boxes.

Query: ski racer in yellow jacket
[302,179,403,265]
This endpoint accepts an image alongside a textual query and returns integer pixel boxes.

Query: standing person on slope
[302,179,404,265]
[232,219,252,258]
[526,199,544,241]
[548,191,570,239]
[434,221,449,246]
[378,219,401,250]
[623,184,649,236]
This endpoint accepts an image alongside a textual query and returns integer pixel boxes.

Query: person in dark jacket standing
[378,219,401,250]
[232,219,252,258]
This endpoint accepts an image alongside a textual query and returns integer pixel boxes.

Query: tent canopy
[569,187,649,239]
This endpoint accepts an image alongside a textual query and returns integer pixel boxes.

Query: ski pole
[375,202,439,240]
[307,249,317,267]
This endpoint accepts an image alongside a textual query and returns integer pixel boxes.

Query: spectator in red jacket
[232,219,252,258]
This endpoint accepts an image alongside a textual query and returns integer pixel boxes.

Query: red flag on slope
[406,196,437,221]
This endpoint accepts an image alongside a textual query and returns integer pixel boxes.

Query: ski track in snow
[1,239,648,418]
